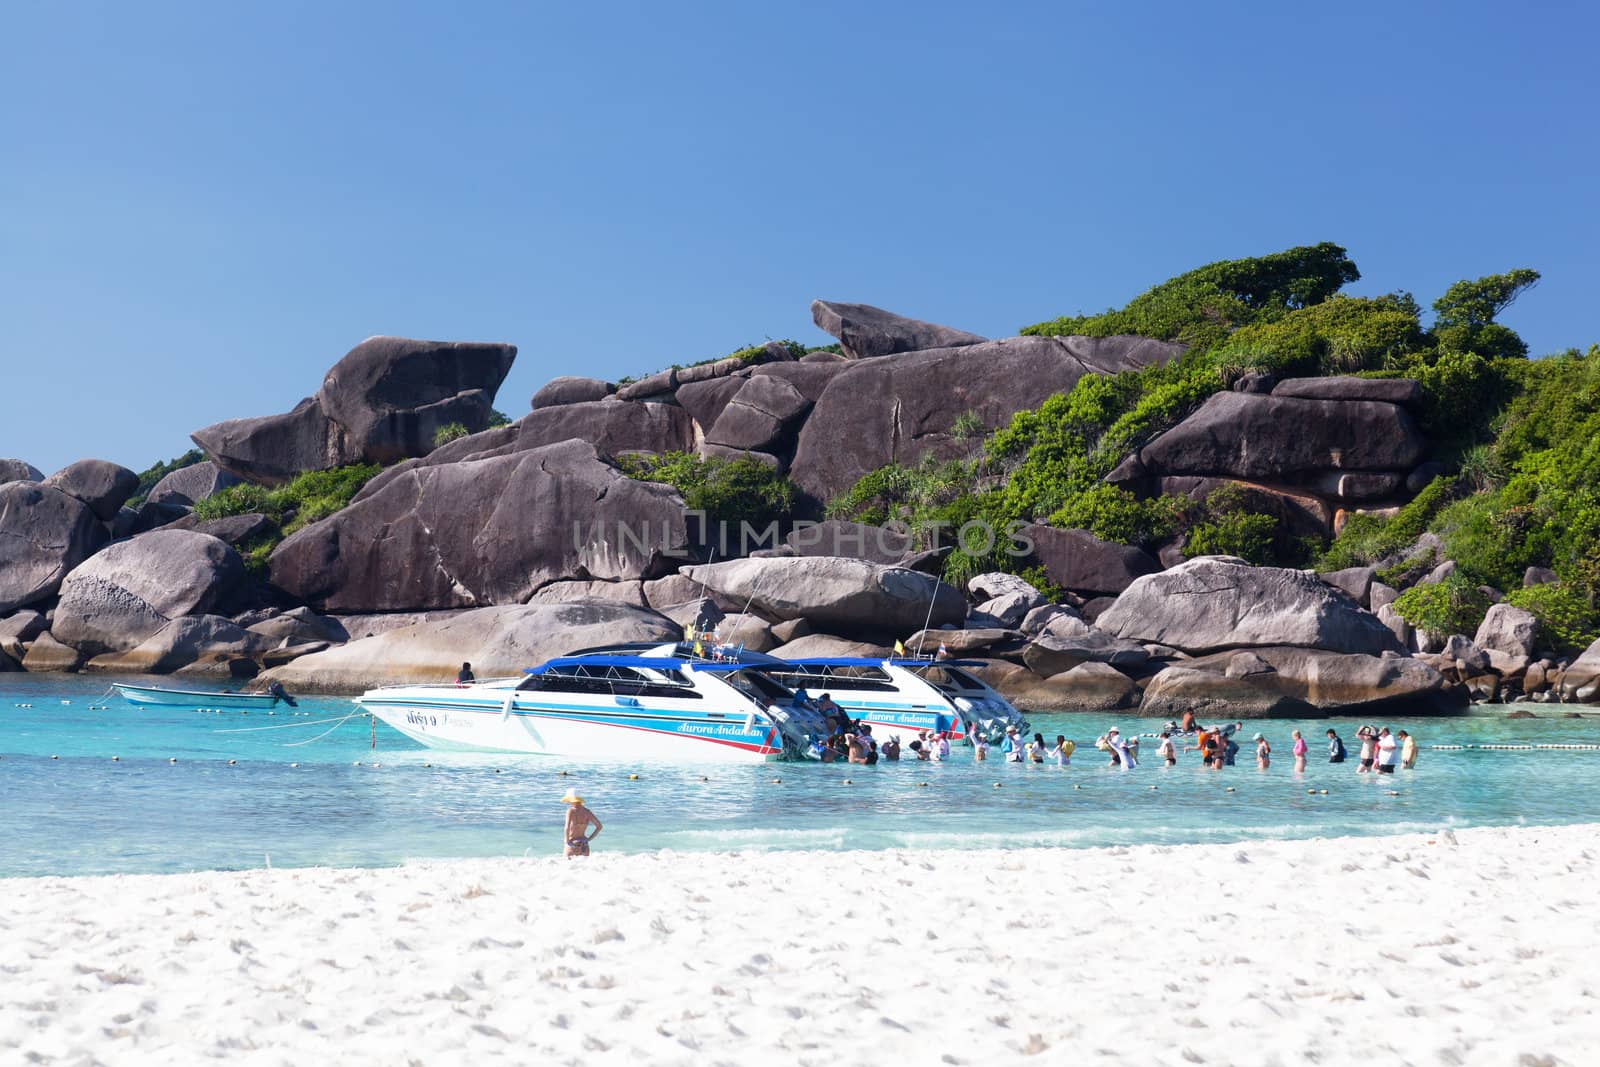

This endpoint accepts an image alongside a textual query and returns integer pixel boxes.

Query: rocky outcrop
[905,628,1022,656]
[680,556,965,634]
[0,459,44,484]
[1096,557,1405,656]
[43,460,139,521]
[146,461,242,507]
[972,660,1140,711]
[784,520,914,566]
[514,399,693,457]
[166,512,275,545]
[676,377,748,433]
[23,632,84,672]
[1024,525,1160,596]
[1136,392,1427,482]
[770,633,894,660]
[1473,603,1539,660]
[1559,638,1600,702]
[86,615,272,676]
[259,601,680,693]
[1021,632,1150,675]
[193,336,516,484]
[531,376,614,410]
[705,376,812,452]
[790,335,1184,502]
[1270,377,1423,405]
[809,300,986,360]
[270,440,691,613]
[527,579,649,609]
[52,530,244,655]
[245,607,350,646]
[1139,666,1316,718]
[1181,646,1461,714]
[0,482,109,614]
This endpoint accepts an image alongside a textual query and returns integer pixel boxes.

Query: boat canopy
[782,657,988,668]
[525,655,761,675]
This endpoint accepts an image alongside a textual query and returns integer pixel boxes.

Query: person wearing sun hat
[561,788,602,858]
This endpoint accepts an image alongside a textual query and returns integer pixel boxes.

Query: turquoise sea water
[3,673,1599,878]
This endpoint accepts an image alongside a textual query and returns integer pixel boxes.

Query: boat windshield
[907,665,989,692]
[762,663,897,693]
[720,669,796,706]
[517,664,702,700]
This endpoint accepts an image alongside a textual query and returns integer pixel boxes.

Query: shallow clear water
[3,673,1599,877]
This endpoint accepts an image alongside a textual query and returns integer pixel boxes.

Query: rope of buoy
[283,708,365,747]
[214,714,361,733]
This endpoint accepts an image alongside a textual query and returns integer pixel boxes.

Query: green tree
[1431,268,1539,359]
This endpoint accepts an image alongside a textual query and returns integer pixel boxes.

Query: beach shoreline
[5,825,1598,1065]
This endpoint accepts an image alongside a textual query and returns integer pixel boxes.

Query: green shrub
[1504,583,1600,656]
[1317,475,1458,571]
[189,463,380,577]
[193,465,378,532]
[1392,577,1492,637]
[620,452,797,526]
[1022,241,1360,350]
[1183,511,1279,564]
[433,422,469,448]
[1214,295,1424,379]
[950,410,986,440]
[1047,485,1178,549]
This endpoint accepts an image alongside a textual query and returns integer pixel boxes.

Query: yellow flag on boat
[893,639,906,655]
[684,623,695,641]
[693,639,704,656]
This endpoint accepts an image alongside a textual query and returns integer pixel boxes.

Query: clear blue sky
[4,1,1597,476]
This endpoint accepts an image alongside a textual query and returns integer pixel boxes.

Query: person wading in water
[561,789,602,858]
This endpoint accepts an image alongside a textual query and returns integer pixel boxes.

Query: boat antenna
[912,571,944,659]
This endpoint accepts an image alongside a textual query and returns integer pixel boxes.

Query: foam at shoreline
[4,825,1598,1064]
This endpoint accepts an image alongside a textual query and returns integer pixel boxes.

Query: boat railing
[359,676,524,693]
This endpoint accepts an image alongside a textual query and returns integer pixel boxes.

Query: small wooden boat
[112,683,282,709]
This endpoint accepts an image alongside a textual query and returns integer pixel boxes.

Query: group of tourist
[808,692,1421,776]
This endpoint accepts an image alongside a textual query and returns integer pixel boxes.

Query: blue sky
[4,1,1597,476]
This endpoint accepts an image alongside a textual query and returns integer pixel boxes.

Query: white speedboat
[113,682,284,709]
[557,642,1030,744]
[762,657,1029,743]
[356,654,829,763]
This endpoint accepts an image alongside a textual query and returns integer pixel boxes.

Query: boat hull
[114,684,279,709]
[359,690,785,763]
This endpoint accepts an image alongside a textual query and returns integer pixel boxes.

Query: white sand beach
[4,825,1598,1066]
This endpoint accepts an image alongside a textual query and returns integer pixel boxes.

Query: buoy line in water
[213,714,369,734]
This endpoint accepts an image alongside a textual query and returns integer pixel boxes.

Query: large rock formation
[1135,392,1427,482]
[43,460,139,521]
[1558,638,1600,702]
[0,482,109,613]
[809,300,986,360]
[680,556,965,634]
[1270,376,1423,405]
[1023,525,1160,596]
[259,601,681,693]
[530,376,614,410]
[193,336,516,484]
[1095,556,1405,656]
[86,615,273,676]
[51,530,244,655]
[1180,646,1461,713]
[146,460,242,507]
[705,376,813,453]
[514,399,693,457]
[270,440,691,612]
[790,335,1185,502]
[0,459,44,484]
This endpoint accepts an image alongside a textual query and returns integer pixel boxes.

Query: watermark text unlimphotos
[571,514,1036,559]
